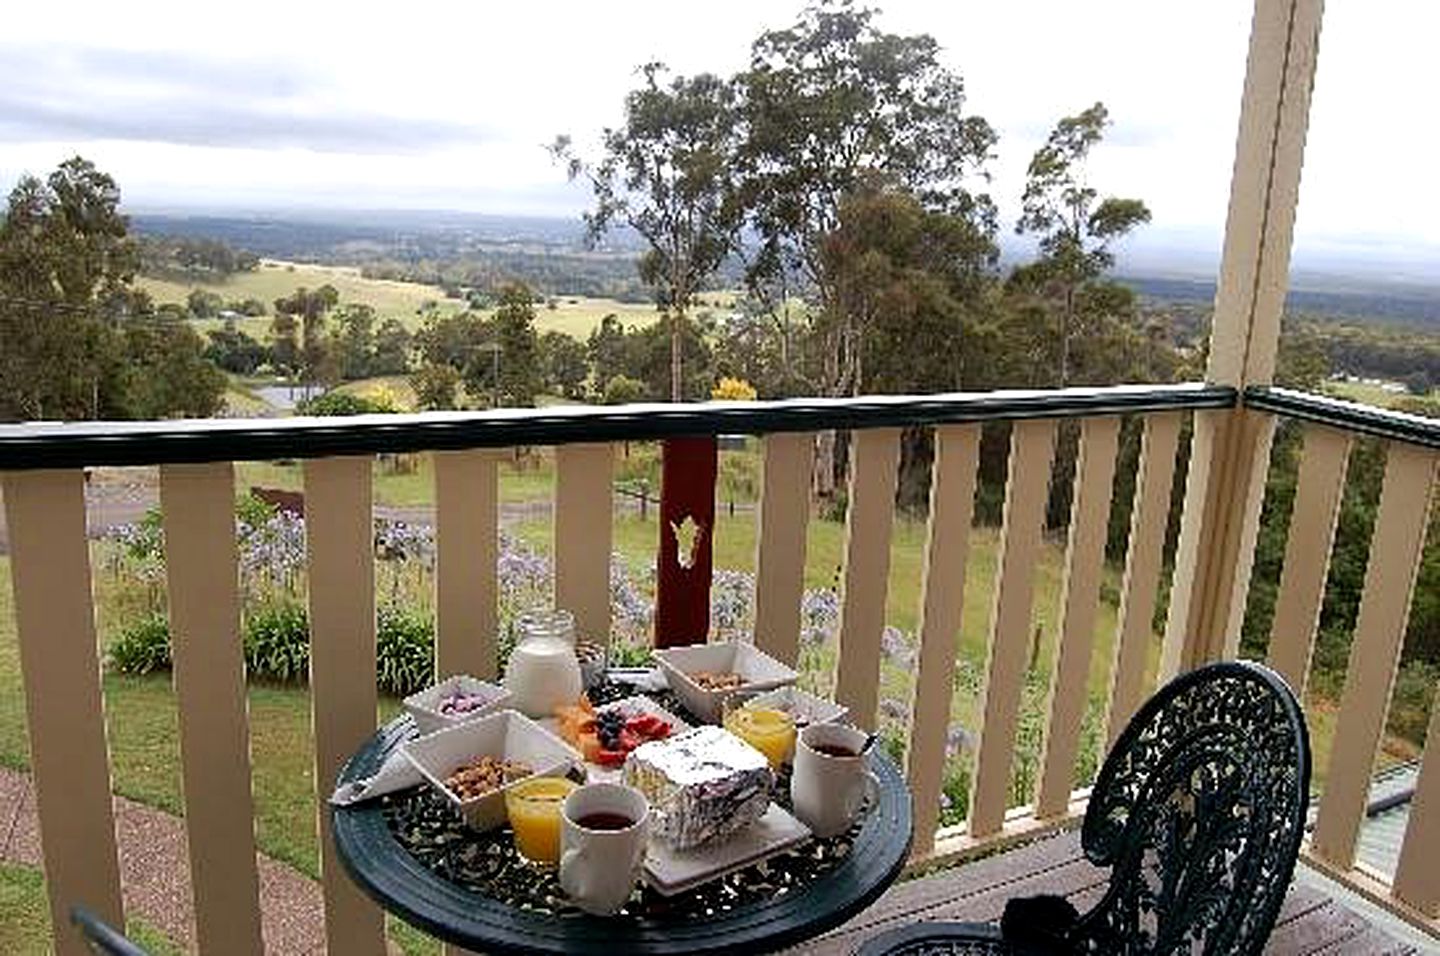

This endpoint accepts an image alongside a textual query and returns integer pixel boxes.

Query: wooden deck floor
[793,830,1425,954]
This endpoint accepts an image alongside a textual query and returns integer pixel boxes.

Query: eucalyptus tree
[1013,102,1151,386]
[0,156,222,421]
[554,64,744,401]
[0,157,138,419]
[738,0,998,490]
[273,284,340,386]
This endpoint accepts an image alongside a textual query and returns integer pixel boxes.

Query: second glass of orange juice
[724,705,797,768]
[506,776,578,865]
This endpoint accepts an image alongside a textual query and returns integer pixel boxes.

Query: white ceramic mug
[790,723,878,838]
[559,782,649,915]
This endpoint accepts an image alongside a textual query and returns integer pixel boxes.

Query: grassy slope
[138,259,664,340]
[1324,379,1436,409]
[137,260,464,327]
[233,452,557,507]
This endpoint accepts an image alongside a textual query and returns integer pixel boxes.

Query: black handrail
[1246,386,1440,450]
[0,383,1235,470]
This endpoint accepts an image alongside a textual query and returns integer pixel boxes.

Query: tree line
[0,158,226,421]
[136,234,259,280]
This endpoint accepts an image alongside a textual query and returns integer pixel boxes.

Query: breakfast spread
[391,634,862,905]
[444,756,533,800]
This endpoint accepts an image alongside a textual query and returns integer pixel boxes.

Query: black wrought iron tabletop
[332,679,914,955]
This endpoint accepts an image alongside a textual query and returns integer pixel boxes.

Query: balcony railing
[1245,386,1439,932]
[2,380,1436,954]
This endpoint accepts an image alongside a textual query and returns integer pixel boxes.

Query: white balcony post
[1161,0,1324,676]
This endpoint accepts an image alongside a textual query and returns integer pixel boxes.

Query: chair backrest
[1072,661,1311,956]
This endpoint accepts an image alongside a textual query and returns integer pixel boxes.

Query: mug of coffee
[559,782,649,915]
[790,723,878,838]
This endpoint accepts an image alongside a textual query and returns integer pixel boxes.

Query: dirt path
[1,767,328,954]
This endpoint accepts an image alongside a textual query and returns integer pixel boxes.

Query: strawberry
[595,747,627,766]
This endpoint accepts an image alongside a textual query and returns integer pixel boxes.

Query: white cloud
[0,0,1434,258]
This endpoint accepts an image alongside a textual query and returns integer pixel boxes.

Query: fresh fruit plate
[545,696,691,781]
[642,803,811,896]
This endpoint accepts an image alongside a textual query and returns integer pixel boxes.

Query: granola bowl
[402,710,579,830]
[654,642,798,723]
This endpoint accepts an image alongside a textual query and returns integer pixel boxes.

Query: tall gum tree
[1013,102,1151,387]
[0,156,222,421]
[738,0,997,492]
[554,64,744,401]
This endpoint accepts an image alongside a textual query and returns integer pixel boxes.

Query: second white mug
[790,723,878,838]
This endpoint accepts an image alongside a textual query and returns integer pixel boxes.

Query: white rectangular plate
[643,803,811,896]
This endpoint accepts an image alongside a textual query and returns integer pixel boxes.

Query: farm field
[137,260,464,326]
[138,259,673,340]
[1323,377,1435,409]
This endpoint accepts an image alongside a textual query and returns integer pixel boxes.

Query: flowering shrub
[710,570,755,641]
[237,509,306,601]
[373,519,434,566]
[105,512,168,615]
[800,589,840,648]
[377,604,435,696]
[243,602,310,684]
[880,626,914,668]
[108,615,172,674]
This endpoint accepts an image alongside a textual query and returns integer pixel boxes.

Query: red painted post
[655,437,718,648]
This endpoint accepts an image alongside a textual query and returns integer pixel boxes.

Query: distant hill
[1118,274,1440,328]
[128,208,1440,328]
[128,210,645,263]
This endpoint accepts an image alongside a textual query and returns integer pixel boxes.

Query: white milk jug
[505,609,583,718]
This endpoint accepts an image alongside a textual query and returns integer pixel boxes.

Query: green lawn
[1324,378,1435,409]
[0,863,181,955]
[221,380,273,417]
[229,440,756,511]
[233,451,557,508]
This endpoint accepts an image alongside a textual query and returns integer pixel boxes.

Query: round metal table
[332,716,913,955]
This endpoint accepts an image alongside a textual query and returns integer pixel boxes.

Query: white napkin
[330,748,424,806]
[608,666,669,693]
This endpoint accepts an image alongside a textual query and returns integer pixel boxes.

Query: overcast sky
[1,1,1435,270]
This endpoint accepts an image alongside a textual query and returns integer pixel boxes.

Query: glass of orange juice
[506,776,578,865]
[724,704,796,769]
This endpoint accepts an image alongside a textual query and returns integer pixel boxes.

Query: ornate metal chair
[857,660,1311,955]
